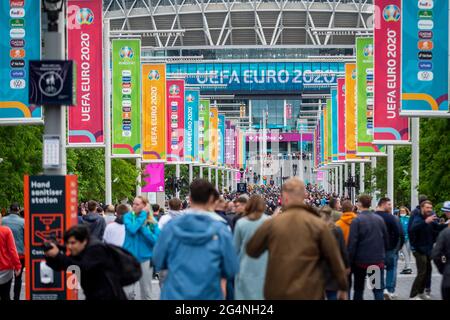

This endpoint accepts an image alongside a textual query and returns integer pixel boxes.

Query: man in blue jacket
[348,194,389,300]
[123,196,160,300]
[409,200,446,300]
[374,197,404,300]
[153,179,239,300]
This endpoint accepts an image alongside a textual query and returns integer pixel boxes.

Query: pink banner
[142,163,165,192]
[166,80,185,161]
[317,171,324,181]
[246,132,313,142]
[67,0,104,145]
[285,104,292,119]
[374,0,409,144]
[337,78,346,161]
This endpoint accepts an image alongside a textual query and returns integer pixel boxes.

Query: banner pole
[411,118,420,209]
[104,19,112,204]
[387,145,394,212]
[359,162,365,194]
[136,157,142,196]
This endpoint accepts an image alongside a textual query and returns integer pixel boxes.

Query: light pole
[42,0,66,175]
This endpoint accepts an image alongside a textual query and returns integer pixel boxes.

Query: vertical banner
[0,0,41,122]
[112,39,141,155]
[320,107,324,167]
[199,99,210,163]
[67,0,104,145]
[225,121,236,167]
[184,89,199,162]
[142,163,165,192]
[218,114,225,165]
[373,0,410,143]
[331,88,339,162]
[356,37,386,156]
[235,127,241,168]
[166,79,185,162]
[345,64,358,161]
[210,106,219,165]
[326,99,332,164]
[401,0,449,117]
[337,78,346,161]
[142,64,166,161]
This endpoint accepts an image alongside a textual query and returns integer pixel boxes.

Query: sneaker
[409,295,424,300]
[418,293,432,300]
[400,268,413,274]
[390,293,398,300]
[384,290,392,300]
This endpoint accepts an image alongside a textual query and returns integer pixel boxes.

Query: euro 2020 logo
[76,8,94,25]
[383,5,401,22]
[363,44,374,57]
[120,47,134,59]
[148,70,160,80]
[169,84,180,96]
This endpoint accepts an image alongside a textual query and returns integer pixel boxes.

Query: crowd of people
[0,178,450,301]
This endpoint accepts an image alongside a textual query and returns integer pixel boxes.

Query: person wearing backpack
[123,196,160,300]
[153,179,239,300]
[44,225,140,300]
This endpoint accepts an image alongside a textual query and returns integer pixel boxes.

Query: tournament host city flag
[331,88,339,162]
[373,0,409,144]
[112,39,141,155]
[67,0,104,145]
[166,79,185,162]
[320,105,325,167]
[401,0,449,117]
[337,78,346,161]
[210,106,219,165]
[199,99,210,163]
[323,102,330,165]
[218,114,226,165]
[356,37,386,156]
[326,99,332,164]
[142,64,166,161]
[0,0,41,121]
[184,89,199,162]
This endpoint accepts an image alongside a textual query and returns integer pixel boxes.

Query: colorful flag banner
[218,114,225,165]
[210,106,219,165]
[199,99,210,163]
[166,79,185,162]
[331,88,339,162]
[373,0,410,144]
[401,0,449,117]
[142,163,165,192]
[67,0,104,145]
[184,89,199,162]
[337,78,346,161]
[112,39,141,155]
[142,64,166,160]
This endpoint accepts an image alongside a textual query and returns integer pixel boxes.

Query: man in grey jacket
[81,201,106,241]
[1,203,24,300]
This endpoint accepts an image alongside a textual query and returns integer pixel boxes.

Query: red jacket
[0,225,21,271]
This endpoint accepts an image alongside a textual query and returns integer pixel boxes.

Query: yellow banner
[142,64,166,160]
[345,63,357,161]
[210,106,219,164]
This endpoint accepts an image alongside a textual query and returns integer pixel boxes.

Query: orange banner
[142,64,166,160]
[345,63,357,161]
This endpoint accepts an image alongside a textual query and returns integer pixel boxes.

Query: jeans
[124,260,153,300]
[410,252,432,298]
[13,257,24,300]
[325,290,337,300]
[385,250,399,293]
[352,264,385,300]
[400,241,412,270]
[0,279,12,301]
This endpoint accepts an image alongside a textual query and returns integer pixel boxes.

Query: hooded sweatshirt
[158,210,184,230]
[152,211,239,300]
[82,212,106,241]
[336,211,357,245]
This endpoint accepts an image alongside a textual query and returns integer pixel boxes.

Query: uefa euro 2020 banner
[142,64,166,161]
[166,79,185,162]
[67,0,104,145]
[356,37,386,156]
[401,0,449,117]
[337,78,346,162]
[199,99,210,163]
[331,88,339,163]
[373,0,410,144]
[0,1,41,122]
[218,114,225,165]
[112,39,141,156]
[184,89,199,162]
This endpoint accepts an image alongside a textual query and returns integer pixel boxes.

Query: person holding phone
[409,200,447,300]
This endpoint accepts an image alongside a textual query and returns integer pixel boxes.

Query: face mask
[400,213,406,217]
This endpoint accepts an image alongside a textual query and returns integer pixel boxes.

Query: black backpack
[105,244,142,286]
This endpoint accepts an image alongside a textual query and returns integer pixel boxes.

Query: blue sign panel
[168,61,345,92]
[401,0,449,117]
[0,1,41,121]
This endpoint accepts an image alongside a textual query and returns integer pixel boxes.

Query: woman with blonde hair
[233,195,269,299]
[397,206,413,274]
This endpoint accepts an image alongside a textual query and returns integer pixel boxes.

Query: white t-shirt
[103,222,126,247]
[158,214,172,230]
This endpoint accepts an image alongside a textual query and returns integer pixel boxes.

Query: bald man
[246,178,348,300]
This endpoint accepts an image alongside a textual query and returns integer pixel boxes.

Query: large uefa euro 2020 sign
[167,62,344,92]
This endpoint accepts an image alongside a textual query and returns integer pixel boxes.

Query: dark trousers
[352,264,384,300]
[443,284,450,301]
[0,279,12,301]
[13,257,25,300]
[410,252,432,298]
